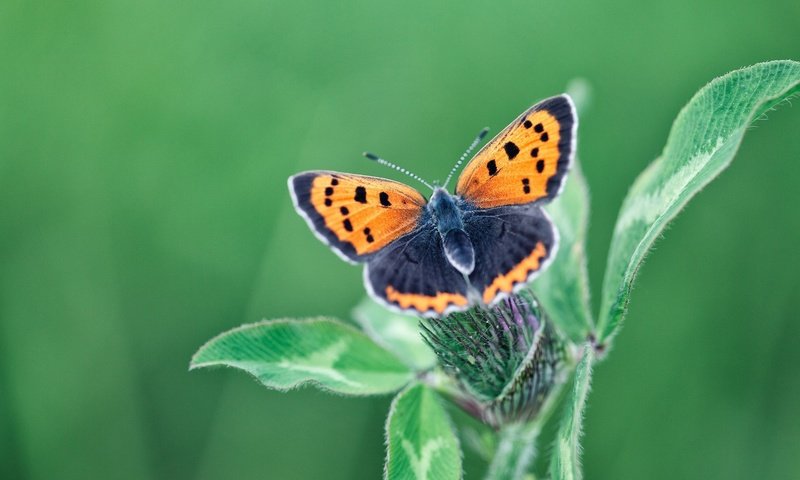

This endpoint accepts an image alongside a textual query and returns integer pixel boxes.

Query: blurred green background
[1,0,799,478]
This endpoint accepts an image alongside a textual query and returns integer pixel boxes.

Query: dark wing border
[288,172,363,263]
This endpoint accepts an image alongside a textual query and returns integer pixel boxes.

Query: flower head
[421,291,568,428]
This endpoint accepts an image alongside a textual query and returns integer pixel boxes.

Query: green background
[1,1,798,478]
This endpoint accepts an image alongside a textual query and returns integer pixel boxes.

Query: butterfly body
[289,94,577,316]
[428,188,475,275]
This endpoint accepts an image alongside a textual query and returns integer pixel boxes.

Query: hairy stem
[483,350,576,480]
[484,422,541,480]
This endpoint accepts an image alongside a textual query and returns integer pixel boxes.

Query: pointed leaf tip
[598,60,800,343]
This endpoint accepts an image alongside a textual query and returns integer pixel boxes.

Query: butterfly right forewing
[456,95,576,208]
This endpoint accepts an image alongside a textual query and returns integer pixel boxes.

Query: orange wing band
[482,242,547,303]
[385,286,469,314]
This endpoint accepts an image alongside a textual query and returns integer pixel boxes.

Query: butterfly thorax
[428,188,463,233]
[429,188,475,276]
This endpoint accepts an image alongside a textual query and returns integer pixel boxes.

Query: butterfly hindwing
[456,95,576,208]
[365,220,470,317]
[289,171,426,262]
[463,205,557,304]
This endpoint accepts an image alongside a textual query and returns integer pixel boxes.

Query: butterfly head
[428,187,458,221]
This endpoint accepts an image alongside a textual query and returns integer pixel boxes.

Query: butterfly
[288,94,577,317]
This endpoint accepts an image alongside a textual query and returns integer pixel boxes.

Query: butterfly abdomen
[429,188,475,275]
[443,229,475,275]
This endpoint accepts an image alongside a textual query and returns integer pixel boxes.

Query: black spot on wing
[487,160,498,176]
[379,192,391,207]
[503,141,520,160]
[354,186,367,203]
[289,173,361,262]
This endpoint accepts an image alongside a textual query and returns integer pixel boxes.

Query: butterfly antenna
[442,127,490,190]
[363,152,435,191]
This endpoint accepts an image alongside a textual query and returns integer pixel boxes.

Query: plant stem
[484,422,541,480]
[483,351,577,480]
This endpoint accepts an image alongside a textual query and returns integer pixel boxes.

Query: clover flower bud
[421,291,568,428]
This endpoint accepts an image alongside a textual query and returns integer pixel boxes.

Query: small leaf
[597,60,800,343]
[549,345,594,480]
[353,297,436,371]
[191,317,413,395]
[536,160,594,343]
[385,383,462,480]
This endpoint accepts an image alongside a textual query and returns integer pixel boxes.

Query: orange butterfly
[289,95,577,316]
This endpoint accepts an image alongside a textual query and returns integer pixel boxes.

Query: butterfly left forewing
[289,171,426,262]
[456,95,577,208]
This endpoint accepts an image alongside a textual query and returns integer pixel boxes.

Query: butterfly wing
[463,205,557,304]
[365,220,470,316]
[289,171,426,263]
[456,95,577,208]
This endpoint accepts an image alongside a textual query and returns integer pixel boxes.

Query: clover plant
[192,60,800,479]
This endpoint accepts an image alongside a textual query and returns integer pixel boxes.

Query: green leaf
[191,317,413,395]
[536,160,594,343]
[385,383,462,480]
[597,60,800,343]
[353,297,437,371]
[549,345,594,480]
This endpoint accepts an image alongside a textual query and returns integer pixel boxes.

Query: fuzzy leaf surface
[536,160,594,343]
[598,60,800,342]
[191,318,412,395]
[549,345,594,480]
[385,383,462,480]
